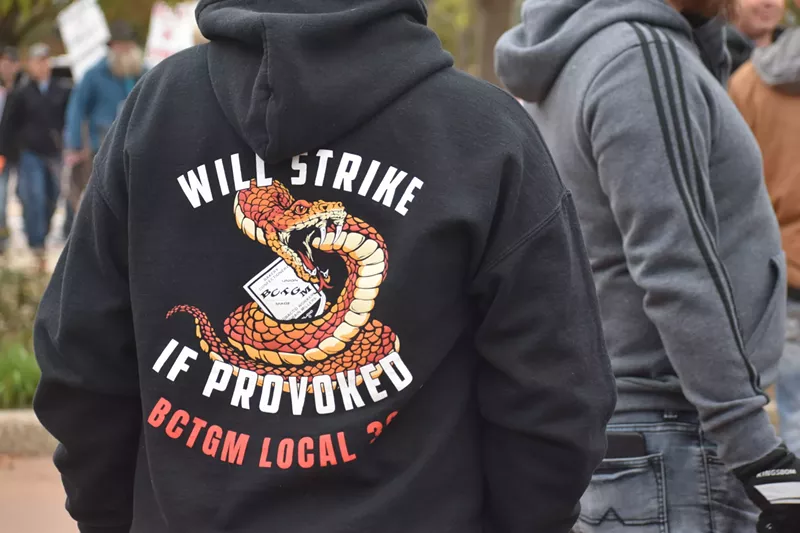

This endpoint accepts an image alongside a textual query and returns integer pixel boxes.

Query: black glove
[734,444,800,533]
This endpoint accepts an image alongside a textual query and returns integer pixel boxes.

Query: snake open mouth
[284,217,344,290]
[172,181,398,383]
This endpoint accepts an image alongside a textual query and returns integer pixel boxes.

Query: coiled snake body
[168,180,399,390]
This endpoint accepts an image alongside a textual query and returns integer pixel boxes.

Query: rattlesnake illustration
[168,180,399,390]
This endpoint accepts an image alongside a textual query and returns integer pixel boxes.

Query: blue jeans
[777,299,800,455]
[17,151,60,249]
[577,411,758,533]
[0,166,9,250]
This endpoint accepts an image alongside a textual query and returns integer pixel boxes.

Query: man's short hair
[1,46,19,62]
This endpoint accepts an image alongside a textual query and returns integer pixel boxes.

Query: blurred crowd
[0,21,149,272]
[0,0,799,531]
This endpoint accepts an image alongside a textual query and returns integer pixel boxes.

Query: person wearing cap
[0,43,70,270]
[0,46,22,254]
[62,21,145,236]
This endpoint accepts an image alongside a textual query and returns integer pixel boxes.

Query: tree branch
[14,3,64,44]
[0,4,20,45]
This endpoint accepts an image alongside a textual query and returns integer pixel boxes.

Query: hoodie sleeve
[582,36,780,469]
[470,119,616,533]
[33,85,140,533]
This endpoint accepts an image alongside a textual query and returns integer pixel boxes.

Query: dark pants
[64,203,74,239]
[18,151,60,249]
[62,154,94,238]
[0,166,10,251]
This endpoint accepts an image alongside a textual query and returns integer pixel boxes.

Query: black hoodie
[33,1,615,532]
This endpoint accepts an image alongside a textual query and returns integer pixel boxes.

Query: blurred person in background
[1,46,23,88]
[32,0,616,532]
[0,46,22,254]
[727,0,785,73]
[0,44,69,271]
[729,20,800,457]
[62,20,145,237]
[498,0,799,531]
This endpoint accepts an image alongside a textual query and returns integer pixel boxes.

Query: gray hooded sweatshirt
[497,0,784,469]
[753,27,800,94]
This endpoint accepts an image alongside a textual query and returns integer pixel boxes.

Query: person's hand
[0,155,5,174]
[63,150,85,167]
[734,444,800,533]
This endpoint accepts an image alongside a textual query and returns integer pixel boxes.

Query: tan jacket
[730,61,800,289]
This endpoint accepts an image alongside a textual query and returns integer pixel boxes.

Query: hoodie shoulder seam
[579,40,648,133]
[478,74,558,137]
[93,179,124,223]
[481,190,570,273]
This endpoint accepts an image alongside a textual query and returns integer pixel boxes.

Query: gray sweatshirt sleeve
[582,41,780,470]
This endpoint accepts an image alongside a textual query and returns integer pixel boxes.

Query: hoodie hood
[495,0,728,103]
[196,0,452,163]
[725,23,755,72]
[753,27,800,95]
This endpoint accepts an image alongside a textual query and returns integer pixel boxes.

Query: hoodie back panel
[32,2,615,532]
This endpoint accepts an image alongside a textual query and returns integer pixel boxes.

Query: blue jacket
[64,57,142,153]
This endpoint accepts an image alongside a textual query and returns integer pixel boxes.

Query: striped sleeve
[581,24,779,469]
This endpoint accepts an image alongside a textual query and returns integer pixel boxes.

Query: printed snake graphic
[168,180,399,390]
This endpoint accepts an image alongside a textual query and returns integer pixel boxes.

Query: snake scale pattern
[168,180,399,391]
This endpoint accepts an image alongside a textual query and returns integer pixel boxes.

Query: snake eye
[293,204,308,215]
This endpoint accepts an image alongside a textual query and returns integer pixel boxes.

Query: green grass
[0,340,40,408]
[0,267,48,409]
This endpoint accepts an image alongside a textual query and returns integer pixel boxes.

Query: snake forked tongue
[295,227,333,290]
[299,248,332,290]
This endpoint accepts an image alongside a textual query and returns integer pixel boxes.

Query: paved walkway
[0,183,71,531]
[0,455,76,532]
